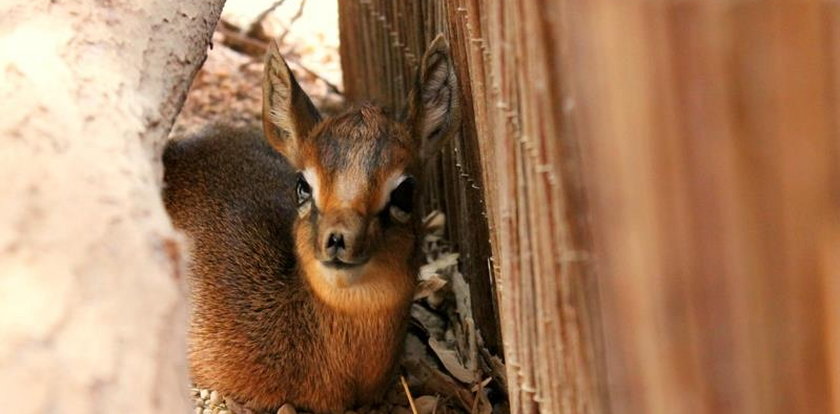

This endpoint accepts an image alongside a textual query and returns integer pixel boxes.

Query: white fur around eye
[303,168,320,206]
[297,201,312,217]
[378,173,408,212]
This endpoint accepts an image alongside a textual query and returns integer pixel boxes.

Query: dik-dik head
[263,36,460,294]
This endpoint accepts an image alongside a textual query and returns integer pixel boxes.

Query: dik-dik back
[163,36,460,414]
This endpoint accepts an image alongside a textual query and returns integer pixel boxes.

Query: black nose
[325,232,345,257]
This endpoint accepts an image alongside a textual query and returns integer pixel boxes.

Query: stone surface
[277,403,297,414]
[0,0,223,413]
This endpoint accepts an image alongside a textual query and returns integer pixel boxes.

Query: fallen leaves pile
[174,2,507,413]
[398,212,508,414]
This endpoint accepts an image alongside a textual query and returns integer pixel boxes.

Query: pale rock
[210,390,222,405]
[277,403,297,414]
[414,396,439,414]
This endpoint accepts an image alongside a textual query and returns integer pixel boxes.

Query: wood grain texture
[340,1,607,413]
[568,2,840,413]
[340,1,840,413]
[0,0,224,412]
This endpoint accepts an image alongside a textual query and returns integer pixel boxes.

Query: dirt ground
[172,2,506,413]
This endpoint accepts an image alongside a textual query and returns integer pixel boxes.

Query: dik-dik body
[163,36,459,413]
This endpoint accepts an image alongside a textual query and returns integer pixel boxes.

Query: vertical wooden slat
[828,5,840,407]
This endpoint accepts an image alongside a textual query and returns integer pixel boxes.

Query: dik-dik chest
[317,306,411,396]
[304,260,415,393]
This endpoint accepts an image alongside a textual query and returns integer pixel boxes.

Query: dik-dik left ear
[407,34,461,165]
[263,40,322,167]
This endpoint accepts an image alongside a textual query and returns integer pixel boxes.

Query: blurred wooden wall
[339,1,840,413]
[569,2,840,413]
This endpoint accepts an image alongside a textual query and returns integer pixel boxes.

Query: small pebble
[203,408,212,414]
[209,390,222,405]
[195,397,205,408]
[277,403,297,414]
[415,396,439,414]
[195,407,203,414]
[200,389,210,399]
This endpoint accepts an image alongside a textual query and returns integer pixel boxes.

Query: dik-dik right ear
[263,40,322,167]
[407,34,461,167]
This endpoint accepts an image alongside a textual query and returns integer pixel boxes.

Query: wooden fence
[339,1,840,413]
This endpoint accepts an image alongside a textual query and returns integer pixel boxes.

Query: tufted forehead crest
[308,103,413,177]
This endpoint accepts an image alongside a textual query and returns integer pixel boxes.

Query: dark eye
[390,176,416,214]
[296,173,312,205]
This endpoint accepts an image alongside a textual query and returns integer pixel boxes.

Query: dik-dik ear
[263,40,322,167]
[407,34,461,165]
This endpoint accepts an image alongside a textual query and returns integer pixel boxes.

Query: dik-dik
[163,35,460,413]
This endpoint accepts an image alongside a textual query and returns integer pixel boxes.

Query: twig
[284,56,343,95]
[478,346,507,396]
[470,377,492,393]
[470,387,480,414]
[217,23,270,56]
[471,377,491,414]
[278,0,307,44]
[247,0,286,36]
[400,375,419,414]
[216,25,343,95]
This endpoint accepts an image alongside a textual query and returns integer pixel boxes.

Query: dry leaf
[428,337,477,384]
[415,275,448,301]
[419,253,460,280]
[410,305,447,338]
[479,347,508,396]
[423,211,446,236]
[450,270,472,321]
[403,359,475,412]
[404,333,438,368]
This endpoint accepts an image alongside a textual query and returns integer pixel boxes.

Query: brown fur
[162,35,459,414]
